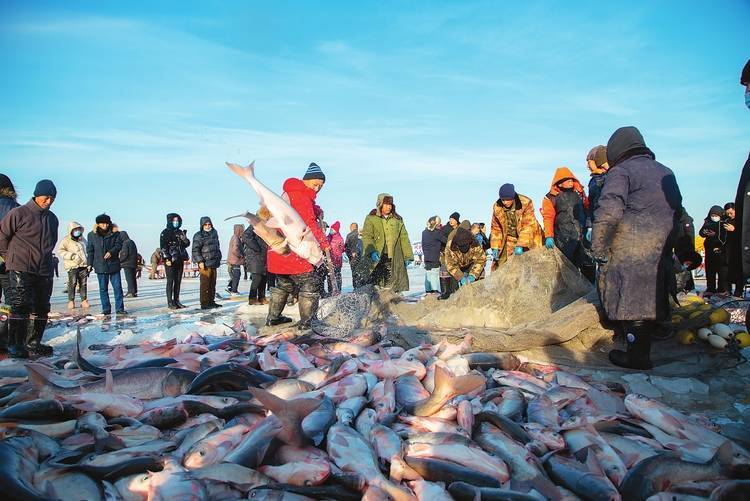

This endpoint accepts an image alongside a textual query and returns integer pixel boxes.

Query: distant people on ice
[192,216,222,310]
[118,229,139,298]
[58,221,90,310]
[160,213,190,309]
[265,163,330,330]
[87,213,126,316]
[326,221,345,295]
[0,179,58,358]
[344,222,362,287]
[358,193,414,293]
[226,223,244,296]
[489,183,543,270]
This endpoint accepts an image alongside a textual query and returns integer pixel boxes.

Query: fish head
[163,371,193,397]
[183,443,216,469]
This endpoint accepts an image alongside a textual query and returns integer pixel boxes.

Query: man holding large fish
[227,161,331,330]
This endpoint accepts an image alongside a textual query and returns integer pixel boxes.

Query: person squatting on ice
[57,221,90,310]
[160,212,190,309]
[0,179,58,358]
[359,193,414,293]
[592,126,682,370]
[192,216,222,310]
[265,163,330,330]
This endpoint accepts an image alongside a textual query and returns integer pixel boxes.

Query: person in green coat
[357,193,414,292]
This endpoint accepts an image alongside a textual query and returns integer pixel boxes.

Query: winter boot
[26,317,53,357]
[7,317,30,359]
[266,287,293,326]
[608,321,652,370]
[438,277,452,300]
[0,310,8,354]
[297,291,319,331]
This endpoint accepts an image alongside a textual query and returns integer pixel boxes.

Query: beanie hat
[331,221,341,233]
[459,219,471,230]
[587,145,608,167]
[96,213,112,225]
[449,212,460,222]
[34,179,57,198]
[0,174,14,191]
[741,59,750,86]
[303,162,326,182]
[498,183,516,200]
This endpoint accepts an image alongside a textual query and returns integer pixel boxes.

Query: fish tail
[24,363,61,390]
[372,475,418,501]
[250,388,322,444]
[390,457,422,482]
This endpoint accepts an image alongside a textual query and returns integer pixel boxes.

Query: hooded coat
[592,126,682,321]
[160,213,190,263]
[730,153,750,283]
[541,167,589,242]
[0,188,19,223]
[489,194,543,255]
[87,226,123,274]
[699,206,729,265]
[444,227,487,280]
[192,216,222,268]
[58,222,87,271]
[358,193,414,292]
[327,229,345,269]
[227,224,245,266]
[118,231,138,269]
[241,225,267,274]
[267,178,330,276]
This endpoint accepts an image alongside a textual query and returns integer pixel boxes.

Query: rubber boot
[26,318,53,357]
[297,291,319,331]
[7,317,30,359]
[0,312,8,354]
[608,321,652,370]
[266,287,293,326]
[438,277,451,300]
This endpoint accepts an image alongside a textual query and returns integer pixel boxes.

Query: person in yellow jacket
[57,221,90,310]
[489,183,543,270]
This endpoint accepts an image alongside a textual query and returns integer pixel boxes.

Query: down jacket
[192,216,222,268]
[58,221,87,271]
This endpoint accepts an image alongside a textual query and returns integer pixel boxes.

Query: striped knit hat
[303,162,325,182]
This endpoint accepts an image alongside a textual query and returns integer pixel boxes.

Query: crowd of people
[0,60,748,366]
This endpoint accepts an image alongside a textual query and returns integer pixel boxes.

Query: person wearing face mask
[489,183,543,271]
[541,167,595,282]
[699,206,729,296]
[444,221,487,295]
[160,213,190,309]
[58,222,90,310]
[87,214,125,316]
[359,193,414,293]
[265,163,332,330]
[0,179,59,358]
[592,126,682,370]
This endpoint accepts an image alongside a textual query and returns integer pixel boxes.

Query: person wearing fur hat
[87,214,126,316]
[489,183,543,270]
[326,221,345,294]
[592,126,682,370]
[0,174,19,306]
[265,162,331,330]
[541,167,595,282]
[699,205,729,295]
[358,193,414,292]
[586,145,609,227]
[58,221,90,310]
[444,221,487,294]
[0,179,59,357]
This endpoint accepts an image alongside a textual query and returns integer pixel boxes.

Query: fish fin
[378,346,390,361]
[265,217,281,229]
[450,373,485,398]
[714,440,734,467]
[390,456,422,482]
[24,363,59,389]
[105,369,113,393]
[250,388,322,446]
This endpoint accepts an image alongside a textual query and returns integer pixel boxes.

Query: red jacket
[267,178,329,275]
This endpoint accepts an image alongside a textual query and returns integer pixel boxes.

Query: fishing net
[312,285,387,338]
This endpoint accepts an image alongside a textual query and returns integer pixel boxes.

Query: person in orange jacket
[541,167,595,281]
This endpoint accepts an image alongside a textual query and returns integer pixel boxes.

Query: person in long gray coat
[592,126,682,370]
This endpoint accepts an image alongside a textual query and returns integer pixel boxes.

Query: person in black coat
[345,223,362,287]
[439,211,461,299]
[421,216,447,294]
[87,214,125,316]
[592,126,682,370]
[699,206,729,295]
[0,174,19,306]
[731,60,750,317]
[586,145,609,229]
[723,203,741,297]
[242,225,268,305]
[192,216,222,310]
[673,207,701,293]
[118,230,138,298]
[160,213,190,309]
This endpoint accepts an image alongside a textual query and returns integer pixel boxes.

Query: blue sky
[2,1,748,254]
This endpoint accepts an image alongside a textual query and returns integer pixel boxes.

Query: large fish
[0,437,58,501]
[225,211,290,256]
[226,161,324,266]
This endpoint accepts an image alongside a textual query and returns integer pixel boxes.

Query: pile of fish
[0,322,748,501]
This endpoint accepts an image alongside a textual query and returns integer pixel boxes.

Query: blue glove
[513,246,524,255]
[545,237,555,249]
[585,228,592,242]
[467,274,476,283]
[370,251,380,262]
[491,249,499,260]
[459,276,469,286]
[405,259,413,267]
